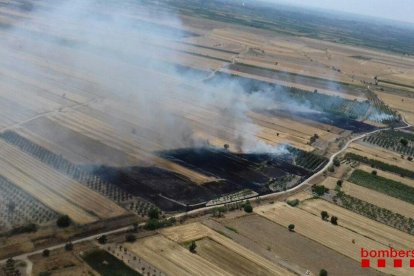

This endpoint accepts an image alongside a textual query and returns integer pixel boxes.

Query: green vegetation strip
[345,153,414,179]
[334,192,414,235]
[82,249,141,276]
[348,170,414,204]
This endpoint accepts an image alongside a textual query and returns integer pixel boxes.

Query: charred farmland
[208,71,400,131]
[266,109,378,133]
[0,131,326,212]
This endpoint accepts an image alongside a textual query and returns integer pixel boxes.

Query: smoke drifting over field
[0,0,292,155]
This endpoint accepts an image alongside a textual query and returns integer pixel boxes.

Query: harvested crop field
[299,199,414,249]
[255,201,413,275]
[0,140,126,224]
[196,237,283,276]
[0,176,58,231]
[222,214,381,276]
[125,222,293,275]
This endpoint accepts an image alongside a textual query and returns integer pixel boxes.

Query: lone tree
[189,241,197,253]
[312,185,328,196]
[336,180,343,187]
[288,224,295,232]
[371,170,377,176]
[65,242,73,251]
[400,138,409,147]
[212,207,226,217]
[42,249,50,257]
[56,215,71,228]
[319,269,328,276]
[321,211,329,221]
[224,144,230,151]
[126,234,137,243]
[330,216,338,225]
[333,158,340,167]
[148,208,160,220]
[97,235,107,245]
[243,201,253,213]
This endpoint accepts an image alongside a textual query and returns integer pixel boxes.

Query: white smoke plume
[0,0,290,158]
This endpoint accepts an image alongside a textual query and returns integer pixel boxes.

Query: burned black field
[90,147,318,210]
[268,110,378,133]
[0,130,325,212]
[209,71,400,130]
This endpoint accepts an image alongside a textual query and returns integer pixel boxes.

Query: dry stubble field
[255,201,414,275]
[124,222,294,276]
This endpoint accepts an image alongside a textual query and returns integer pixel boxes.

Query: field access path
[0,117,412,270]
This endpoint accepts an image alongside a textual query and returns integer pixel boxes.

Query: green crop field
[345,153,414,179]
[348,170,414,204]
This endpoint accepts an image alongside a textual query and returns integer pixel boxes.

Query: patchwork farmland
[1,0,414,275]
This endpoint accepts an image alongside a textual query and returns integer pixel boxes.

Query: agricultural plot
[365,90,398,125]
[159,147,320,201]
[348,169,414,204]
[249,112,328,150]
[299,199,414,250]
[376,91,414,125]
[226,62,354,94]
[222,214,380,276]
[288,147,328,171]
[345,151,414,178]
[0,130,157,216]
[334,191,414,235]
[322,176,414,219]
[0,95,38,129]
[274,110,377,133]
[82,249,140,276]
[125,234,230,276]
[348,143,414,170]
[255,202,413,275]
[0,140,126,224]
[156,223,293,275]
[363,129,414,157]
[211,72,385,131]
[0,176,58,231]
[0,128,319,212]
[358,164,414,188]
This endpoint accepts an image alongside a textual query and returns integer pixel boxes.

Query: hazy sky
[264,0,414,24]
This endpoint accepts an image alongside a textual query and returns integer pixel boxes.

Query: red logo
[361,248,414,268]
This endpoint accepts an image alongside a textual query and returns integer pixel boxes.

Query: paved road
[1,119,411,268]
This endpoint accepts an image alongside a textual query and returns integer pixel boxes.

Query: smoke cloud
[0,0,292,158]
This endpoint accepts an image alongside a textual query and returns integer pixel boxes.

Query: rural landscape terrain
[1,0,414,275]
